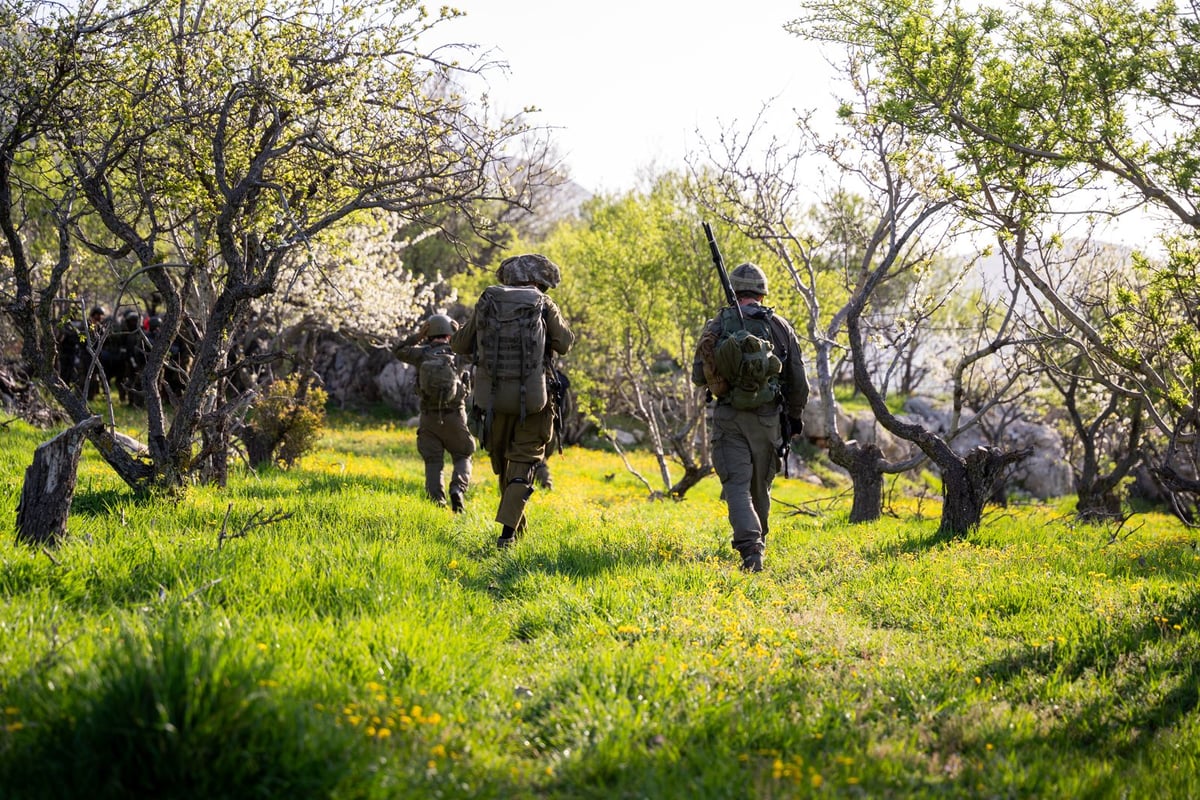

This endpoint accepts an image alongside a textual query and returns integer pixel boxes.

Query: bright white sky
[433,2,834,194]
[428,2,1165,251]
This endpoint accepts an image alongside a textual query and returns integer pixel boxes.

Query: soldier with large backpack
[452,254,575,549]
[692,262,809,573]
[394,313,475,512]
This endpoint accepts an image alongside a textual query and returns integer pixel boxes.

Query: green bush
[240,375,328,468]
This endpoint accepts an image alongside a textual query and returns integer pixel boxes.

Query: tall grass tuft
[0,608,358,799]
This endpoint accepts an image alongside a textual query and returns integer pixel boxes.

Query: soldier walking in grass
[394,314,475,512]
[693,262,809,572]
[452,254,575,548]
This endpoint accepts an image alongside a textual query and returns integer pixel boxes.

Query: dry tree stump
[15,416,102,548]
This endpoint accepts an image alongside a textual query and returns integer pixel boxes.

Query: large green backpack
[471,284,549,417]
[418,343,467,410]
[714,306,783,410]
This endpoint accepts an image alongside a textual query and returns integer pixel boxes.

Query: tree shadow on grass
[860,526,961,560]
[455,535,694,600]
[68,472,427,521]
[70,486,157,518]
[978,584,1200,776]
[233,470,425,501]
[489,541,656,583]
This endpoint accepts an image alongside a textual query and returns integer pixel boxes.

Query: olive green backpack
[713,306,782,410]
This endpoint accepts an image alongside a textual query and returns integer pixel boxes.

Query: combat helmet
[424,313,457,337]
[729,262,768,296]
[497,253,561,290]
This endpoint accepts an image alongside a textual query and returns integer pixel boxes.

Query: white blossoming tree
[259,215,451,342]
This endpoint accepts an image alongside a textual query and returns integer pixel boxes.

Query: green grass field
[1,417,1197,798]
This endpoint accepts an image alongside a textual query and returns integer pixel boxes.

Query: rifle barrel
[702,221,743,322]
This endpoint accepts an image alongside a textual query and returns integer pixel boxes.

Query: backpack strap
[518,293,550,422]
[479,291,499,430]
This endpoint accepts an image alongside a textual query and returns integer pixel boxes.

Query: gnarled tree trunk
[939,445,1032,537]
[830,438,886,523]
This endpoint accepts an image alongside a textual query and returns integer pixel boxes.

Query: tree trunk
[197,411,232,487]
[668,464,713,499]
[1075,448,1119,523]
[15,416,102,547]
[1150,463,1200,524]
[236,423,277,470]
[1076,486,1122,523]
[830,439,885,523]
[939,446,1032,538]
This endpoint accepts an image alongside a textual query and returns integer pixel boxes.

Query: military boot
[741,552,763,573]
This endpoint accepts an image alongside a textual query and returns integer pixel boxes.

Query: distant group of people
[55,300,192,405]
[399,252,809,572]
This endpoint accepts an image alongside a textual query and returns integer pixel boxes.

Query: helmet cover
[729,262,768,296]
[496,253,561,290]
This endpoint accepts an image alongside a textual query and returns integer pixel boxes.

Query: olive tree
[2,0,551,494]
[795,0,1200,514]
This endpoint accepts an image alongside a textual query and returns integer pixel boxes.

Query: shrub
[239,374,328,468]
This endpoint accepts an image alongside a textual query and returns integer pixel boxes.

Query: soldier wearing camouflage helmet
[394,313,475,512]
[452,254,574,549]
[692,262,809,573]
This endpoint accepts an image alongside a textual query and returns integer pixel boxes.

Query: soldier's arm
[544,299,575,355]
[392,330,426,364]
[450,311,477,356]
[776,318,810,417]
[692,318,728,396]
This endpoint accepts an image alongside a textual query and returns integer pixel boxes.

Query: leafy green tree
[530,173,723,498]
[2,0,549,494]
[795,0,1200,508]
